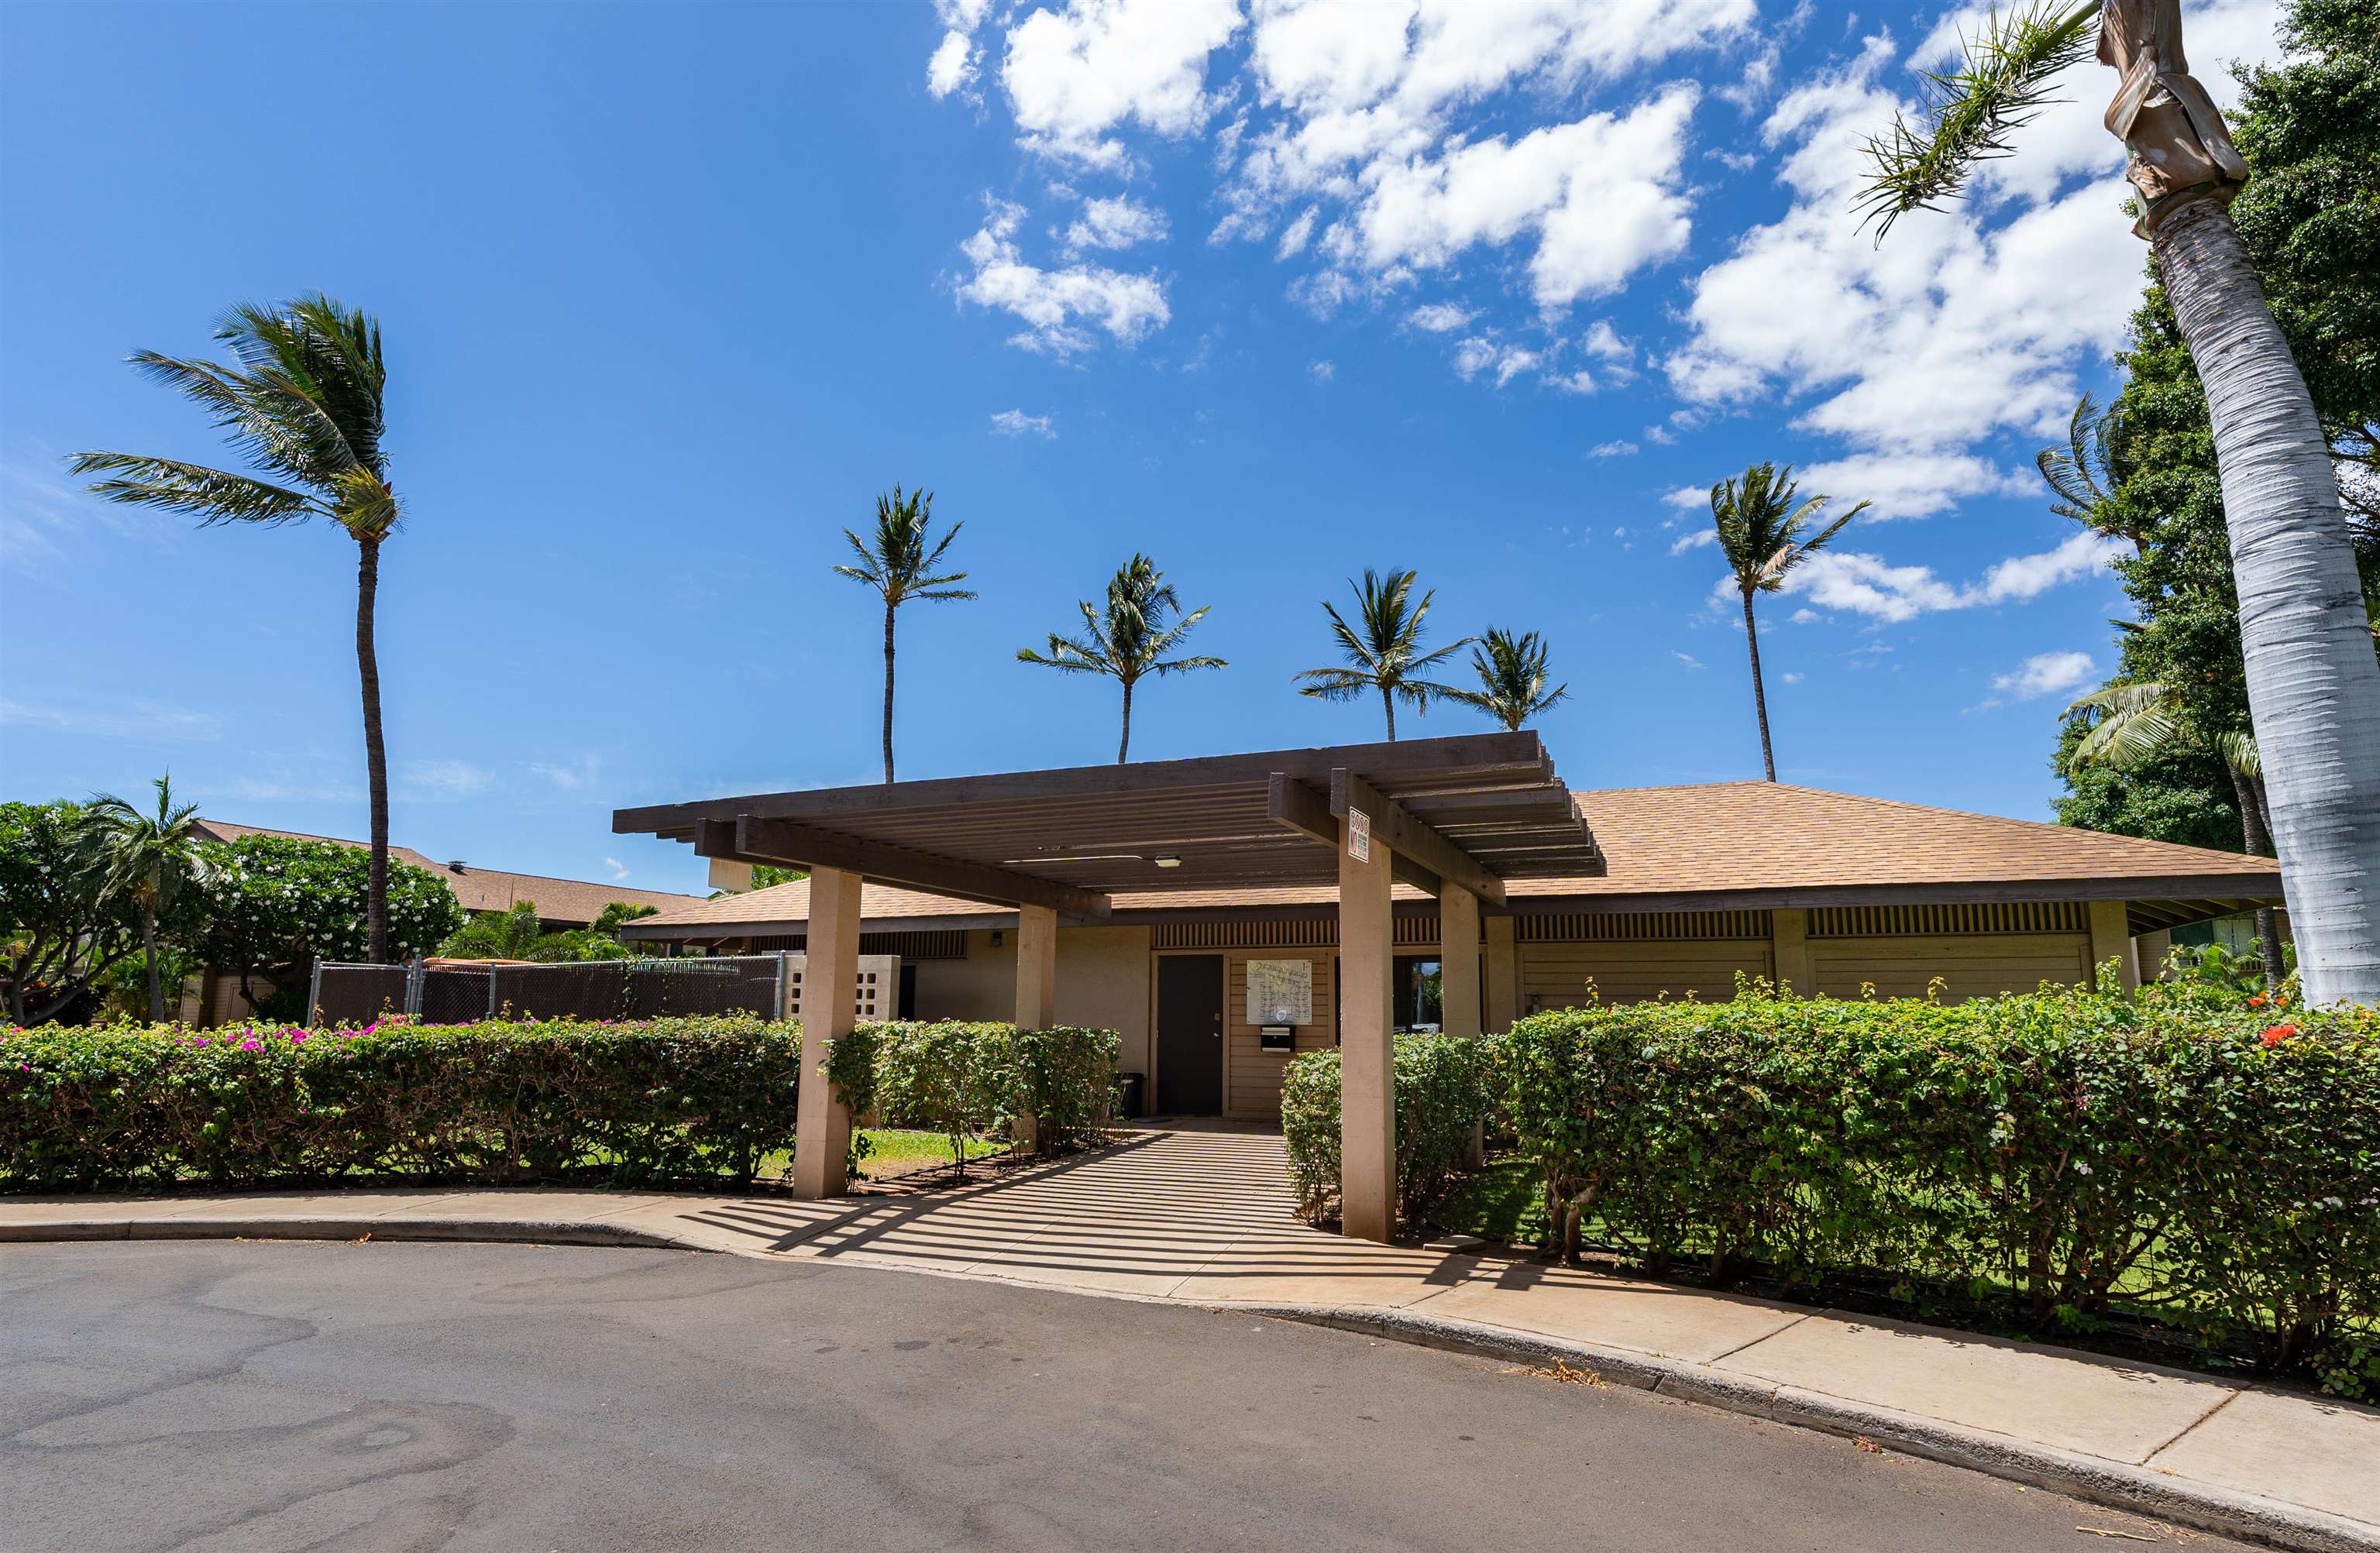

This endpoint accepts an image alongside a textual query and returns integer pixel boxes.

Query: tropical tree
[198,835,464,1015]
[1709,464,1867,780]
[1445,628,1571,731]
[0,799,140,1026]
[2038,393,2155,556]
[77,777,217,1022]
[834,486,973,783]
[1018,554,1227,761]
[72,296,404,961]
[1295,569,1472,740]
[1859,0,2380,1005]
[440,901,606,963]
[2066,681,2285,988]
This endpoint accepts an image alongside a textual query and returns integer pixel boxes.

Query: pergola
[614,732,1601,1242]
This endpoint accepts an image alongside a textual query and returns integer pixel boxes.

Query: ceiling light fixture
[1154,854,1182,868]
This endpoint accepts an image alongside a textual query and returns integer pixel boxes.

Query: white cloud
[1546,369,1597,394]
[1001,0,1244,166]
[1064,193,1169,252]
[1276,206,1318,257]
[1672,651,1706,669]
[1670,528,1717,554]
[991,408,1060,438]
[1780,670,1804,683]
[1991,649,2097,702]
[1973,529,2130,602]
[1794,451,2028,521]
[0,697,222,743]
[1661,485,1707,509]
[956,199,1171,352]
[927,30,979,99]
[399,758,493,798]
[604,856,631,882]
[1309,359,1335,382]
[1450,335,1540,387]
[529,754,602,791]
[1777,530,2126,623]
[1587,438,1638,458]
[1406,301,1476,333]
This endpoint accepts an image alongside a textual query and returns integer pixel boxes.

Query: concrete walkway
[6,1127,2375,1553]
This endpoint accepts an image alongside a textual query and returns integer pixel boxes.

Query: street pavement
[0,1238,2241,1553]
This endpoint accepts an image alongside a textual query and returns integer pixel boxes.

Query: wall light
[1154,854,1182,868]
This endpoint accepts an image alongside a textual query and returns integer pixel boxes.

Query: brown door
[1155,955,1224,1115]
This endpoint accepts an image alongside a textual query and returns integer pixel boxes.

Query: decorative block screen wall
[781,953,901,1022]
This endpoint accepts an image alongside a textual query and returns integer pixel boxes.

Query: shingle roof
[192,820,706,926]
[621,782,2280,935]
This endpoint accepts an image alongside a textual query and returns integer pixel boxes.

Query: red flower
[2248,994,2268,1009]
[2261,1024,2297,1047]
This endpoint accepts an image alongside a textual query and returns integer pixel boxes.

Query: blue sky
[0,0,2282,896]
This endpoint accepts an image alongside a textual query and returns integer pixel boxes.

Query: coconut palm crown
[1710,463,1868,781]
[834,486,975,783]
[72,295,402,960]
[77,775,217,1022]
[1294,569,1473,740]
[1446,627,1571,732]
[1018,554,1226,762]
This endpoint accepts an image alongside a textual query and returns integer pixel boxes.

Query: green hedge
[2,1015,803,1191]
[1494,984,2380,1397]
[1281,1034,1489,1225]
[824,1021,1119,1176]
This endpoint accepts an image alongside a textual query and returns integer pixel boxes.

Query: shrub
[1011,1026,1121,1152]
[1490,982,2380,1394]
[1281,1034,1489,1225]
[866,1020,1016,1179]
[2,1015,802,1191]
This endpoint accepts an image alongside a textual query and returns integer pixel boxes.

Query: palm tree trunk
[881,602,898,785]
[356,536,390,964]
[2234,766,2286,992]
[2158,200,2380,1008]
[1381,686,1396,741]
[1742,590,1776,782]
[1118,678,1133,764]
[142,906,162,1022]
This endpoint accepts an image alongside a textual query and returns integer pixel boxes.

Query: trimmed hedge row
[1284,983,2380,1397]
[2,1015,803,1190]
[826,1021,1119,1173]
[1281,1034,1488,1224]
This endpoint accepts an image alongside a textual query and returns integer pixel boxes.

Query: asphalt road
[2,1240,2236,1553]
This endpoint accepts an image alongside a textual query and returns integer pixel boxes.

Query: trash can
[1116,1070,1146,1119]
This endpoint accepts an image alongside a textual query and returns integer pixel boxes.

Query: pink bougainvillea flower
[2261,1024,2297,1047]
[239,1038,261,1051]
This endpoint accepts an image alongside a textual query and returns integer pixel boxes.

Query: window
[1393,955,1443,1033]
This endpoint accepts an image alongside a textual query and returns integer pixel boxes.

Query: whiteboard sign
[1346,807,1371,862]
[1245,959,1314,1026]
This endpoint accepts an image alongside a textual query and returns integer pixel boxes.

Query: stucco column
[2088,898,2141,991]
[1015,903,1058,1030]
[1438,885,1481,1039]
[1340,814,1396,1243]
[791,865,861,1199]
[1771,908,1815,997]
[1484,914,1520,1032]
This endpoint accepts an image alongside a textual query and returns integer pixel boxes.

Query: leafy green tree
[1860,0,2380,1005]
[72,297,405,961]
[1295,569,1472,740]
[77,777,218,1022]
[833,486,974,783]
[1444,627,1570,732]
[0,800,139,1026]
[2051,717,2243,853]
[1019,553,1227,761]
[198,836,464,1013]
[1708,464,1866,780]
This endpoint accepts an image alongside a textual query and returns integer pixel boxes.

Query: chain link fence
[309,955,791,1026]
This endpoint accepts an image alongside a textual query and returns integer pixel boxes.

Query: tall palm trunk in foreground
[1862,0,2380,1005]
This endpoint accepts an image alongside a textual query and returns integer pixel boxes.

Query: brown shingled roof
[621,782,2280,936]
[193,820,706,926]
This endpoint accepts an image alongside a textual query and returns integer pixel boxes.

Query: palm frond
[67,453,322,526]
[1856,0,2100,240]
[1294,668,1374,703]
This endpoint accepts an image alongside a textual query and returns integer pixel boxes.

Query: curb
[0,1216,703,1253]
[1225,1302,2378,1553]
[7,1217,2371,1553]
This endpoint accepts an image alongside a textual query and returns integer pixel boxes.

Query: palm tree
[72,296,403,962]
[1709,464,1868,780]
[77,776,216,1022]
[2066,681,2285,989]
[438,900,599,963]
[1018,554,1228,761]
[1295,569,1473,740]
[2038,393,2153,556]
[1860,0,2380,1005]
[1445,628,1571,731]
[834,486,974,782]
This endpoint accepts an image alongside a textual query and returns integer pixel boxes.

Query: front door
[1155,954,1224,1115]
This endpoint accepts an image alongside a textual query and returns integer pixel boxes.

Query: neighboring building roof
[621,782,2281,938]
[192,820,706,925]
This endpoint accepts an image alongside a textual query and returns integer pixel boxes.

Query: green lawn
[1430,1156,1546,1246]
[755,1129,1009,1184]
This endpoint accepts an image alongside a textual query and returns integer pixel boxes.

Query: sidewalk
[6,1129,2375,1553]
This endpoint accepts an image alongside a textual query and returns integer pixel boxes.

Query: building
[612,735,2282,1235]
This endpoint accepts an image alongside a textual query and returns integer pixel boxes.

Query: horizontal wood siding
[1220,948,1337,1121]
[1810,933,2092,1002]
[1521,939,1772,1010]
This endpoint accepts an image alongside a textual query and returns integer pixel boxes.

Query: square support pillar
[1484,914,1520,1033]
[1771,908,1815,998]
[2088,898,2140,991]
[791,865,861,1200]
[1015,903,1058,1031]
[1340,815,1396,1243]
[1439,885,1481,1039]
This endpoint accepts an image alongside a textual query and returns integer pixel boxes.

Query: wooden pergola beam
[696,817,1112,919]
[1268,773,1452,898]
[1329,768,1508,907]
